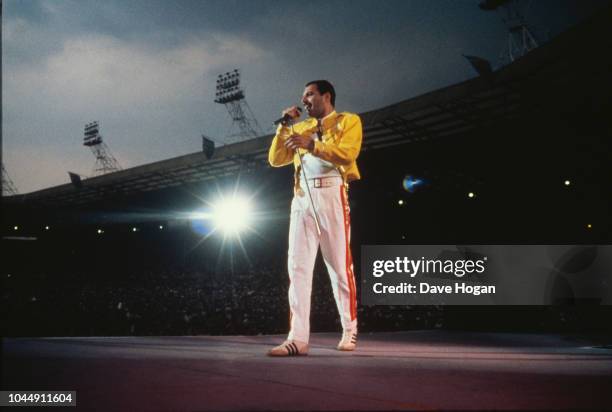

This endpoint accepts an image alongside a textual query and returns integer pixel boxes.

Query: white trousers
[286,183,358,343]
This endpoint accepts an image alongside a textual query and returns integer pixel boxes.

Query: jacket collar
[306,110,338,129]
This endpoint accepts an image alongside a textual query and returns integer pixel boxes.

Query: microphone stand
[289,121,322,237]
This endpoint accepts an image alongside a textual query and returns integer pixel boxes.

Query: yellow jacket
[268,111,363,190]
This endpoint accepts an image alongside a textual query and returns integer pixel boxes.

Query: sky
[2,0,609,194]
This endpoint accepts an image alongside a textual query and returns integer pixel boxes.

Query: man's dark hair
[305,80,336,107]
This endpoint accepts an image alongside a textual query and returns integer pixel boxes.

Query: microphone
[273,107,302,126]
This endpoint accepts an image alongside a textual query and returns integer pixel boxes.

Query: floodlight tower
[214,69,263,141]
[83,121,122,176]
[479,0,538,65]
[2,164,19,196]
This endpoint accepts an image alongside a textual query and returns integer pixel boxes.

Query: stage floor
[3,330,612,410]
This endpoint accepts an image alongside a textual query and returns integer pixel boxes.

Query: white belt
[305,176,343,188]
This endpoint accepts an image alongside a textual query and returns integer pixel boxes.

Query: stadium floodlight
[212,68,263,140]
[82,121,122,176]
[478,0,538,64]
[211,194,253,236]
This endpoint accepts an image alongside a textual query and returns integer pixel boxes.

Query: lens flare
[402,175,425,193]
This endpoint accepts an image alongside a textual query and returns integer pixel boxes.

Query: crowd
[3,259,445,337]
[4,247,603,337]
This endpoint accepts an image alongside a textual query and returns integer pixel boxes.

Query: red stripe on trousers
[288,279,292,329]
[340,186,357,320]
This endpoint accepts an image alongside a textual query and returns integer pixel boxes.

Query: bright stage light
[187,192,254,237]
[212,194,252,235]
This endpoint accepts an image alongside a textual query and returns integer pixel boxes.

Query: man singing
[267,80,363,356]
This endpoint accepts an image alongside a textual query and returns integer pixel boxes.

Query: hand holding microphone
[274,105,314,150]
[274,106,302,126]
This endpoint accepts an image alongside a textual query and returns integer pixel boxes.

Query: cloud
[6,28,266,112]
[3,20,269,193]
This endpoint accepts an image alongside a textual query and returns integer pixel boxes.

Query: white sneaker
[337,330,357,351]
[267,340,309,356]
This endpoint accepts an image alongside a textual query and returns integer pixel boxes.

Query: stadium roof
[5,6,611,207]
